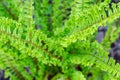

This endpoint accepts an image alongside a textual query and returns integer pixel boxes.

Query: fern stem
[82,0,84,11]
[1,2,17,20]
[0,29,58,59]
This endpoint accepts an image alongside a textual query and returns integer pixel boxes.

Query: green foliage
[0,0,120,80]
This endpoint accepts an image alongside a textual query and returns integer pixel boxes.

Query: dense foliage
[0,0,120,80]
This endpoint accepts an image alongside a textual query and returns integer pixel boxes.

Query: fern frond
[0,17,61,67]
[18,0,34,28]
[0,0,20,19]
[67,41,120,79]
[58,2,120,47]
[72,0,93,13]
[0,49,27,80]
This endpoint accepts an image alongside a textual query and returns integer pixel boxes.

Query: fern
[0,0,120,80]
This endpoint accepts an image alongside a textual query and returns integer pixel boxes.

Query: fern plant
[0,0,120,80]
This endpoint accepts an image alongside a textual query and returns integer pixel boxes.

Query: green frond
[0,17,61,67]
[68,41,120,79]
[58,2,120,47]
[0,50,27,80]
[18,0,34,28]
